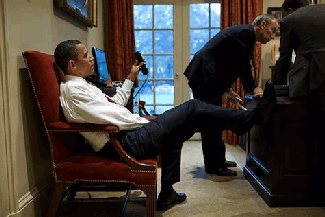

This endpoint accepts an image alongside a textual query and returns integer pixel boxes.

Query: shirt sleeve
[62,83,149,130]
[110,79,134,106]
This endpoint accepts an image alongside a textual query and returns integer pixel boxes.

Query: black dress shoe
[156,190,187,211]
[232,80,276,135]
[253,80,276,119]
[206,167,237,176]
[225,160,237,167]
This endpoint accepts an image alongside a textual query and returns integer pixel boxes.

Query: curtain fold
[221,0,263,145]
[105,0,135,83]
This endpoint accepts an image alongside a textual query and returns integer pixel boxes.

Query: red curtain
[221,0,263,145]
[105,0,135,82]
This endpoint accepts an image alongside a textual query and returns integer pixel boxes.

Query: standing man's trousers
[192,89,228,170]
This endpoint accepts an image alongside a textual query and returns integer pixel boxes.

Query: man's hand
[104,78,112,87]
[228,90,240,99]
[127,62,144,82]
[253,87,263,98]
[225,90,242,104]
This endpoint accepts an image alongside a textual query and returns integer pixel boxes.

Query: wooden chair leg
[46,182,69,217]
[141,185,157,217]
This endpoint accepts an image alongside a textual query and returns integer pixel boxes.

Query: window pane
[156,81,174,104]
[154,5,173,29]
[145,106,155,115]
[156,106,174,115]
[135,31,153,54]
[155,55,174,79]
[154,30,174,53]
[190,29,209,53]
[133,102,140,114]
[135,81,154,104]
[190,4,209,28]
[211,3,221,27]
[139,55,153,80]
[134,5,153,29]
[211,29,220,39]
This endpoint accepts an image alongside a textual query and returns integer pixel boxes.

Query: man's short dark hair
[54,40,82,73]
[282,0,309,11]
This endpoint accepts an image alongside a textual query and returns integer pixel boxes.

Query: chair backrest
[23,50,78,165]
[23,50,63,125]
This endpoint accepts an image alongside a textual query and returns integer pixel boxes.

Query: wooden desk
[244,97,325,207]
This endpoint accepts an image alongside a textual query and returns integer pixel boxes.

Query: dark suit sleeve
[239,61,255,94]
[231,26,256,94]
[274,19,294,85]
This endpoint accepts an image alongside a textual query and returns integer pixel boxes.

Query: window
[133,0,220,114]
[133,4,174,115]
[189,2,221,98]
[189,3,221,59]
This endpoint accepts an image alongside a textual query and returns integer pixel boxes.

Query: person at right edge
[274,0,325,96]
[273,0,325,175]
[184,14,279,176]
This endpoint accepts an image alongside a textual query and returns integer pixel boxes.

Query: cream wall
[0,0,105,217]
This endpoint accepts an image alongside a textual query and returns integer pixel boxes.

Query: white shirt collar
[63,75,87,83]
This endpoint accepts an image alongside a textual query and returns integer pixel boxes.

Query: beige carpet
[56,141,325,217]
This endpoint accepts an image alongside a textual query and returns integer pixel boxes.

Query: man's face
[256,19,279,44]
[70,44,94,78]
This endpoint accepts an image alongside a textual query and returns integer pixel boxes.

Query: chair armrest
[48,121,156,171]
[109,133,156,171]
[47,121,119,133]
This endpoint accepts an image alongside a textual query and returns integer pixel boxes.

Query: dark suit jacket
[184,24,256,103]
[274,5,325,98]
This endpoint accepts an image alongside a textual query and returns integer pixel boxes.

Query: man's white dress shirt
[60,75,149,152]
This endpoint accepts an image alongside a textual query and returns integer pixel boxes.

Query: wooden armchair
[22,50,158,217]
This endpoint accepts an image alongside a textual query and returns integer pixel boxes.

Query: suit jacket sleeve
[274,19,294,85]
[239,60,255,94]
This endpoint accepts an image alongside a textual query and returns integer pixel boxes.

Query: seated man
[55,40,275,211]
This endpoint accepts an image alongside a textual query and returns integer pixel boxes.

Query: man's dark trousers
[117,99,254,187]
[192,91,227,170]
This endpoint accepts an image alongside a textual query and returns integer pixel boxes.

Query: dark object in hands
[135,51,149,75]
[225,93,247,111]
